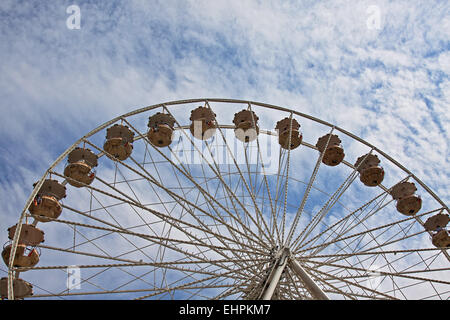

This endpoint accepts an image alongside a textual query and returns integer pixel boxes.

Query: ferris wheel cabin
[189,106,217,140]
[315,133,345,166]
[63,147,98,188]
[233,109,260,143]
[147,112,176,147]
[103,124,135,161]
[354,153,385,187]
[390,182,422,216]
[275,117,303,150]
[28,179,66,223]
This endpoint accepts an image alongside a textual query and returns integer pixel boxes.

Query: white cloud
[0,0,448,300]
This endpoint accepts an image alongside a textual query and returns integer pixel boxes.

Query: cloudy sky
[0,0,449,299]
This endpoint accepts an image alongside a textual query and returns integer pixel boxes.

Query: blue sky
[0,0,449,299]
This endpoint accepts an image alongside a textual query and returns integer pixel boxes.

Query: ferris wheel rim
[13,98,448,209]
[6,98,449,300]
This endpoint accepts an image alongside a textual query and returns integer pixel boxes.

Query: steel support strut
[260,247,290,300]
[290,257,329,300]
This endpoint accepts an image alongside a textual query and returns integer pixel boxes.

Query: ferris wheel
[2,98,449,300]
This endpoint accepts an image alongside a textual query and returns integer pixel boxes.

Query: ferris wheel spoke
[45,230,158,298]
[290,209,394,284]
[60,206,199,258]
[279,113,295,245]
[213,283,246,300]
[422,290,450,300]
[58,224,168,290]
[111,164,145,204]
[360,229,427,254]
[202,124,273,247]
[62,183,194,266]
[34,215,264,259]
[320,175,411,245]
[56,164,268,260]
[294,188,392,253]
[194,189,257,263]
[295,208,436,256]
[313,201,394,262]
[120,118,271,251]
[302,264,399,299]
[201,105,272,242]
[129,155,265,256]
[25,287,190,298]
[33,212,260,284]
[299,247,445,260]
[38,244,255,296]
[224,180,254,248]
[317,207,445,263]
[271,146,286,244]
[296,152,390,253]
[134,260,269,300]
[312,195,393,256]
[294,226,422,294]
[308,172,390,255]
[93,174,179,242]
[157,264,233,298]
[30,280,245,299]
[304,250,447,297]
[318,263,450,283]
[256,137,280,236]
[110,239,257,282]
[288,265,355,300]
[36,243,147,264]
[273,149,289,234]
[0,267,66,300]
[318,225,406,266]
[323,213,415,265]
[320,283,358,300]
[111,263,225,296]
[377,218,443,298]
[243,143,256,199]
[377,249,446,295]
[243,105,276,244]
[107,266,161,296]
[73,186,163,261]
[157,108,255,236]
[191,144,257,259]
[242,142,266,243]
[169,156,266,273]
[59,267,111,297]
[127,142,185,283]
[183,272,237,300]
[283,268,305,299]
[307,260,450,287]
[212,153,268,268]
[285,127,335,247]
[160,147,237,279]
[318,251,418,298]
[325,290,381,300]
[291,163,360,249]
[58,217,148,268]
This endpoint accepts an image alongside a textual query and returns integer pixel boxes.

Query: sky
[0,0,449,299]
